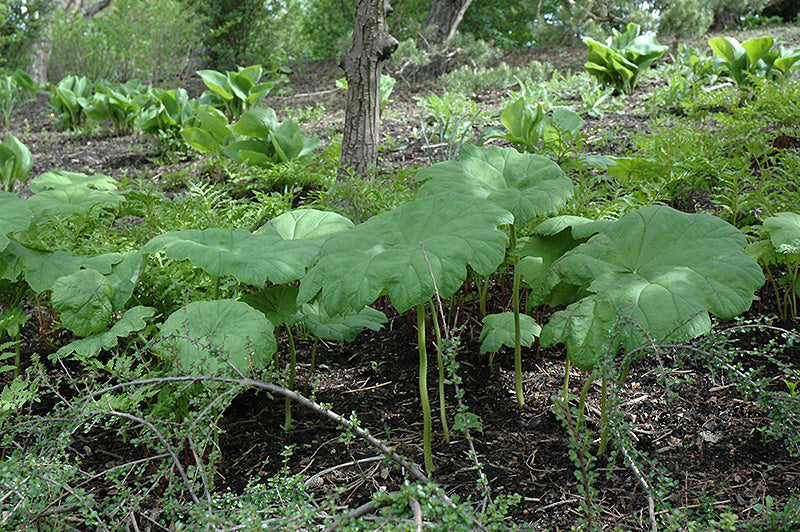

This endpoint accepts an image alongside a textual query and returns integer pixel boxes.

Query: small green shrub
[708,35,800,91]
[584,23,667,95]
[0,134,33,192]
[390,32,501,82]
[441,60,553,94]
[48,75,94,130]
[416,92,492,162]
[85,79,151,135]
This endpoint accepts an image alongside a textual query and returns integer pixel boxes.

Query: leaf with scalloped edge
[0,192,32,252]
[535,206,765,370]
[51,269,114,337]
[143,228,318,286]
[156,299,275,375]
[479,312,541,354]
[256,209,353,241]
[763,212,800,255]
[241,285,300,327]
[417,145,572,228]
[298,193,512,314]
[299,302,387,342]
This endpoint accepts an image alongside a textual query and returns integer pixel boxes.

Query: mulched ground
[4,44,800,530]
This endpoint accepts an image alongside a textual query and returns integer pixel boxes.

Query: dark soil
[3,43,800,531]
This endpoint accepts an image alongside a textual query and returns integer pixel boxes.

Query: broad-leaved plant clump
[584,23,667,95]
[708,35,800,91]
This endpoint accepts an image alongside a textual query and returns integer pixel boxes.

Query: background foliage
[47,0,203,83]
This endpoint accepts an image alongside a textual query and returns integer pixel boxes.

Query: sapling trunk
[284,324,297,431]
[429,304,450,443]
[211,275,220,300]
[303,337,319,396]
[479,274,490,318]
[598,374,609,455]
[417,303,434,472]
[509,224,525,408]
[512,267,524,408]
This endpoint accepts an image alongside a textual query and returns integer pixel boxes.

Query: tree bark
[340,0,398,175]
[710,9,741,30]
[423,0,473,44]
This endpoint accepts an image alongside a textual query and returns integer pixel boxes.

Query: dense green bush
[47,0,203,84]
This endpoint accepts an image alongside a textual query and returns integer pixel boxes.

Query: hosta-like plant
[0,71,37,127]
[0,134,33,193]
[85,79,150,135]
[0,76,19,128]
[224,107,319,166]
[181,106,319,167]
[49,75,94,129]
[584,23,667,95]
[709,36,800,89]
[197,65,288,120]
[138,88,203,158]
[483,97,544,153]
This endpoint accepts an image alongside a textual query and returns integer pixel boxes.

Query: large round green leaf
[256,209,353,241]
[417,145,572,228]
[298,193,513,314]
[0,192,32,252]
[535,206,765,370]
[52,269,114,337]
[232,107,278,137]
[143,228,319,286]
[157,299,275,375]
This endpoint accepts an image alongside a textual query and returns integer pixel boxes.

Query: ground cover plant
[1,20,800,532]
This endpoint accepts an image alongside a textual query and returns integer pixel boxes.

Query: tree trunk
[710,9,741,30]
[423,0,473,44]
[29,0,113,84]
[340,0,398,175]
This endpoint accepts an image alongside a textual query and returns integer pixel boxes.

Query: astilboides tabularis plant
[141,209,386,428]
[298,191,513,472]
[417,145,574,408]
[141,225,320,377]
[526,205,765,453]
